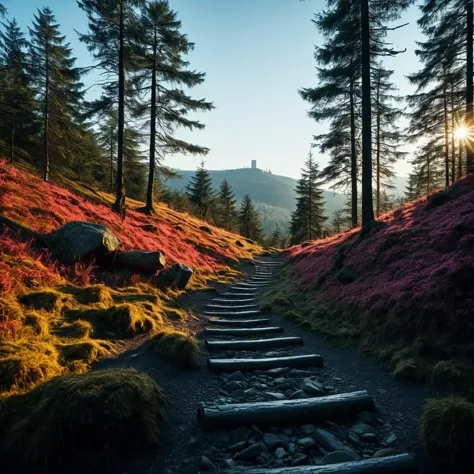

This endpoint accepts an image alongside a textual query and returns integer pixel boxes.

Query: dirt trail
[94,257,439,474]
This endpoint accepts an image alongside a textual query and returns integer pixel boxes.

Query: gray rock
[231,426,251,443]
[321,450,359,464]
[228,371,246,382]
[281,427,294,436]
[263,433,284,451]
[300,378,326,396]
[229,441,248,452]
[298,437,317,449]
[230,389,245,399]
[244,388,259,397]
[290,390,309,400]
[292,455,308,466]
[348,431,361,445]
[234,443,264,461]
[312,428,346,452]
[275,447,288,460]
[224,381,243,392]
[223,459,236,468]
[200,456,215,470]
[373,448,402,458]
[212,430,230,445]
[336,267,356,284]
[265,367,290,376]
[300,424,316,436]
[274,377,289,384]
[361,433,379,443]
[351,422,376,436]
[288,442,296,454]
[357,410,378,425]
[386,433,398,445]
[287,369,315,378]
[264,392,287,401]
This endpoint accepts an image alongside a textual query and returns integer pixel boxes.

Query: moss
[60,284,113,306]
[0,340,62,393]
[23,312,50,336]
[53,320,94,339]
[147,329,200,368]
[284,311,301,322]
[392,357,426,382]
[60,340,114,364]
[420,397,474,469]
[18,290,72,312]
[1,369,167,473]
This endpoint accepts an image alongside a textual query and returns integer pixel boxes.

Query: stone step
[204,309,261,317]
[205,326,284,337]
[208,354,324,372]
[212,298,257,304]
[207,318,271,327]
[205,336,303,351]
[222,292,257,298]
[222,454,417,474]
[206,304,259,310]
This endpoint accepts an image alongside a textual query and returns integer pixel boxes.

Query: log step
[204,310,261,317]
[213,298,257,304]
[208,318,271,327]
[208,354,324,372]
[205,337,303,351]
[206,304,258,310]
[222,454,417,474]
[197,390,374,430]
[205,326,284,336]
[222,292,257,297]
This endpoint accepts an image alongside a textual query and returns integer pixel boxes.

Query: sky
[4,0,424,180]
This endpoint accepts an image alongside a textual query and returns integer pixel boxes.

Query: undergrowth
[147,329,200,368]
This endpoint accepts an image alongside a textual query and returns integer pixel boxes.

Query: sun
[454,126,469,140]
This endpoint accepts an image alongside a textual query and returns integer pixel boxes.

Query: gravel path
[92,257,440,473]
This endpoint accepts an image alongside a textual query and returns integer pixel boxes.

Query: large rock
[43,221,121,265]
[300,378,326,396]
[114,251,166,274]
[312,428,346,452]
[154,263,193,290]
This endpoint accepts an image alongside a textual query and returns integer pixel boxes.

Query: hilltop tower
[251,160,257,169]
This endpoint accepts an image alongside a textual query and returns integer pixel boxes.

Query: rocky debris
[199,455,215,470]
[234,443,264,461]
[300,378,326,396]
[374,448,402,458]
[312,428,346,452]
[43,221,121,265]
[155,263,193,290]
[297,437,317,450]
[200,225,213,234]
[321,449,359,464]
[263,433,284,451]
[351,422,376,436]
[114,250,166,274]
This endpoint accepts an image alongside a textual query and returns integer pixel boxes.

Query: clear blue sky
[4,0,423,180]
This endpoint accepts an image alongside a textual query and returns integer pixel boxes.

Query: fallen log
[206,304,259,310]
[205,337,303,351]
[222,292,256,297]
[207,318,271,327]
[204,310,261,317]
[213,298,257,304]
[205,326,284,336]
[222,454,417,474]
[197,390,374,431]
[114,250,166,274]
[207,354,324,372]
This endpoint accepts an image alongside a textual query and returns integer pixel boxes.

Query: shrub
[18,290,72,312]
[431,360,469,385]
[427,189,454,209]
[60,340,114,364]
[1,369,166,473]
[420,396,474,468]
[147,329,200,368]
[335,267,356,284]
[392,357,426,382]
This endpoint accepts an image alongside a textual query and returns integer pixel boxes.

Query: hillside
[167,166,347,224]
[263,175,474,386]
[0,159,262,398]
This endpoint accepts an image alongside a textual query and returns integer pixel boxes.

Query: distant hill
[166,167,347,234]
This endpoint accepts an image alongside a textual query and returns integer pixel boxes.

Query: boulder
[175,264,193,289]
[154,263,193,290]
[43,221,121,265]
[236,240,244,248]
[336,267,357,284]
[114,251,166,274]
[321,449,359,464]
[200,225,213,234]
[312,428,346,452]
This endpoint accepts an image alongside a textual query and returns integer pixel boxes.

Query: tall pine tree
[290,152,327,244]
[239,194,263,243]
[215,179,238,231]
[186,160,215,220]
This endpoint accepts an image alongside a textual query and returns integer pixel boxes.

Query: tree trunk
[9,117,14,164]
[443,82,450,187]
[349,73,358,228]
[361,0,375,227]
[44,47,50,182]
[308,153,313,240]
[466,0,474,173]
[427,153,431,197]
[113,1,126,218]
[451,85,456,183]
[109,125,114,191]
[144,27,158,215]
[376,71,381,217]
[458,138,463,178]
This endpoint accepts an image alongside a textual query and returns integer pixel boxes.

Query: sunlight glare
[454,126,468,140]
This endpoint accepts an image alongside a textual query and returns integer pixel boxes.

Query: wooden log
[222,292,256,297]
[197,390,374,431]
[208,318,271,327]
[208,354,324,372]
[114,250,166,274]
[222,454,417,474]
[205,326,284,336]
[205,337,303,351]
[204,310,261,317]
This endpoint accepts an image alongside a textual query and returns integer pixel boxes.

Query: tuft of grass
[420,396,474,468]
[60,340,114,364]
[392,357,426,382]
[0,340,62,393]
[18,290,72,312]
[147,329,200,368]
[60,284,113,306]
[23,312,50,336]
[53,319,94,339]
[284,311,301,322]
[431,360,469,385]
[0,297,23,322]
[1,369,167,473]
[65,303,161,337]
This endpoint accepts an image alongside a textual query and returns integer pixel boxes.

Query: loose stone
[200,456,215,470]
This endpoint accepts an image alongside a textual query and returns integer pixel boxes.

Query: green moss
[60,340,114,364]
[18,290,72,312]
[147,329,200,368]
[421,397,474,468]
[1,369,167,473]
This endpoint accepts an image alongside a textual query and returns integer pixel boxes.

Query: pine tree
[133,1,214,214]
[94,110,117,191]
[29,7,85,182]
[404,172,420,201]
[268,226,283,248]
[290,152,327,244]
[331,209,345,234]
[78,0,145,217]
[186,160,215,219]
[0,18,37,163]
[239,195,263,243]
[215,179,238,231]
